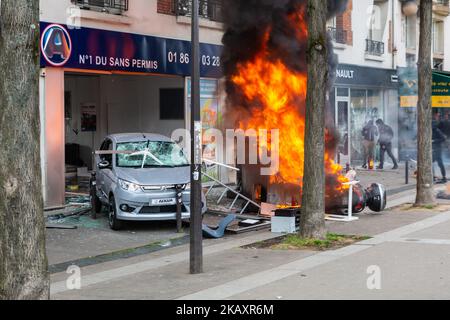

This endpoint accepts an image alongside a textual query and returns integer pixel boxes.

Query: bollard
[405,159,409,185]
[176,185,183,233]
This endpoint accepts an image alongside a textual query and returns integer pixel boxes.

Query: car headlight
[175,184,190,190]
[118,179,141,192]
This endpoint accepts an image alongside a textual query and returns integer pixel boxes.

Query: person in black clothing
[438,112,450,136]
[438,112,450,161]
[376,119,398,170]
[433,121,447,184]
[361,120,378,169]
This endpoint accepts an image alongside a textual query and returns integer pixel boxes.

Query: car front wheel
[108,195,123,231]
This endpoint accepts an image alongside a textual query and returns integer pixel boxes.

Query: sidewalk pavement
[50,188,450,300]
[353,163,414,195]
[46,166,413,267]
[46,219,188,266]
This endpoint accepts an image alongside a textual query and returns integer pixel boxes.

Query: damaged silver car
[91,133,207,230]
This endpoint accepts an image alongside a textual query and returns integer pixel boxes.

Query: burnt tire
[108,195,123,231]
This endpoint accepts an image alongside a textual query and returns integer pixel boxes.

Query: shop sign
[334,64,397,88]
[398,67,450,108]
[398,67,418,108]
[336,68,355,80]
[433,72,450,108]
[40,22,223,78]
[41,24,73,67]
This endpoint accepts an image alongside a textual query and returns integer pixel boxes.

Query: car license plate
[151,198,176,206]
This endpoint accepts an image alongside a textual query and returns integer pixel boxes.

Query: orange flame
[231,14,349,196]
[233,56,306,185]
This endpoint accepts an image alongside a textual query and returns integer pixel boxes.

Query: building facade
[39,0,225,207]
[328,0,450,166]
[39,0,450,207]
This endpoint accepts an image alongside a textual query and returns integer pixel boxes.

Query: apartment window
[433,20,445,54]
[328,17,347,45]
[176,0,223,22]
[405,15,417,49]
[71,0,129,14]
[434,0,449,6]
[406,53,416,67]
[366,0,388,56]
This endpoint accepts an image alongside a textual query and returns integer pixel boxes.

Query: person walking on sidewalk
[433,121,447,184]
[376,119,398,170]
[362,119,378,169]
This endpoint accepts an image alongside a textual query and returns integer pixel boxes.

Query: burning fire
[230,14,349,196]
[232,55,307,185]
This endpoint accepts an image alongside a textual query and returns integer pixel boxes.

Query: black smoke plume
[222,0,348,108]
[222,0,348,151]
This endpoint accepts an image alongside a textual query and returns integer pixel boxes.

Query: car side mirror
[98,160,110,169]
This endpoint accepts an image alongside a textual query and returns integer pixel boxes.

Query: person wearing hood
[376,119,398,170]
[433,121,447,184]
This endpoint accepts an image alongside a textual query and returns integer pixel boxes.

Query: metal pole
[348,184,353,220]
[405,158,409,185]
[190,0,203,274]
[176,185,183,233]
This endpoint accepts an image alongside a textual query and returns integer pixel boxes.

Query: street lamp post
[190,0,203,274]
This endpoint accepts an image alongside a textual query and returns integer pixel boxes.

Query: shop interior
[63,72,186,191]
[332,87,399,166]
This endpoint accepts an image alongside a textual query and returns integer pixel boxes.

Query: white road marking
[50,232,280,295]
[359,212,450,245]
[51,210,450,299]
[178,212,450,300]
[394,238,450,246]
[178,244,372,300]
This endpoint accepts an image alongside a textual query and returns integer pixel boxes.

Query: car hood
[115,166,190,185]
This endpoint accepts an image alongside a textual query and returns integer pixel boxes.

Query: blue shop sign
[40,22,223,78]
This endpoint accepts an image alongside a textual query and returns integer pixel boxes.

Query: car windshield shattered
[116,141,189,168]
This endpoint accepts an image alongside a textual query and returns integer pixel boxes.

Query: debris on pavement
[202,214,236,239]
[45,223,77,230]
[45,193,92,229]
[437,184,450,200]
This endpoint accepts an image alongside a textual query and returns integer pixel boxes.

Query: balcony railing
[71,0,129,13]
[365,39,385,56]
[176,0,223,22]
[434,0,449,5]
[328,27,347,45]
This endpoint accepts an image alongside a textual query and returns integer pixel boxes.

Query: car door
[101,139,115,198]
[97,139,113,201]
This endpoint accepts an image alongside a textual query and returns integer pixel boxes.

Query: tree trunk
[0,0,50,299]
[415,0,435,206]
[300,0,328,239]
